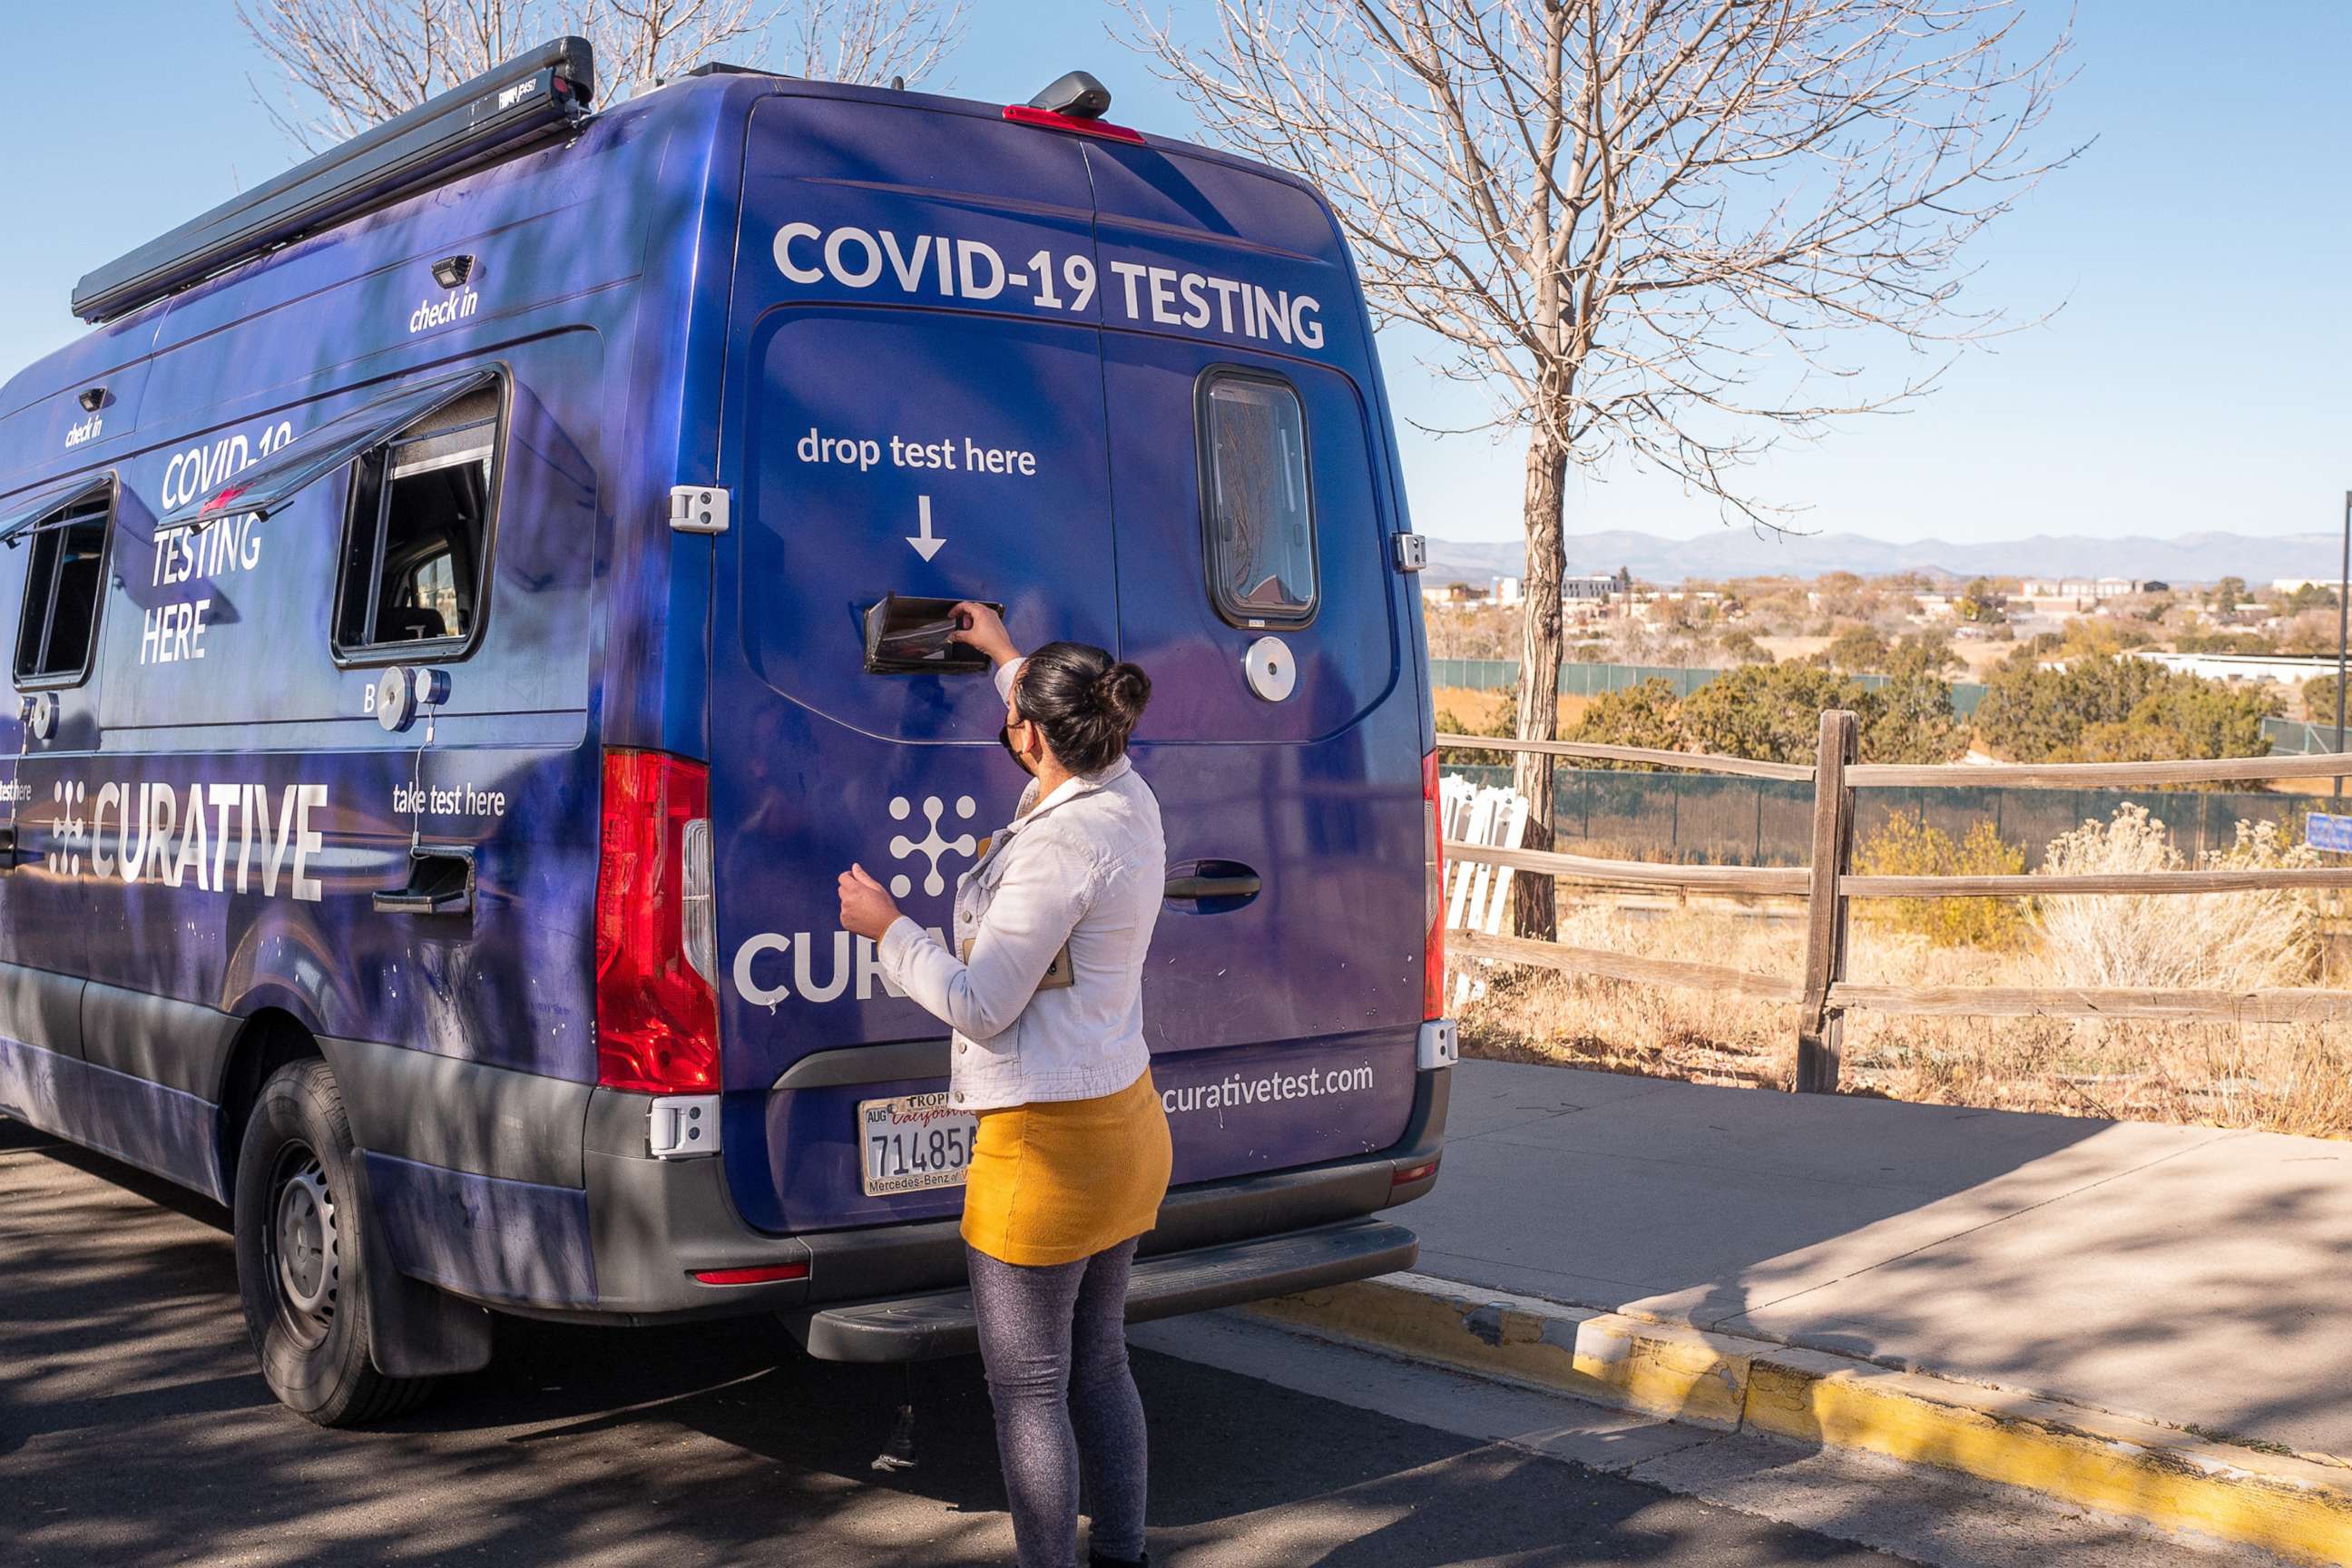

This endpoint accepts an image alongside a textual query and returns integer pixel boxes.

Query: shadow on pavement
[2,1115,1906,1568]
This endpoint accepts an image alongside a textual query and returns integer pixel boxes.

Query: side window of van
[1198,370,1317,627]
[13,488,113,685]
[333,385,501,657]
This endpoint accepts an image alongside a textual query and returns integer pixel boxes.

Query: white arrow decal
[906,495,946,562]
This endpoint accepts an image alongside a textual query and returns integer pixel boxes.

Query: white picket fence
[1439,775,1530,1006]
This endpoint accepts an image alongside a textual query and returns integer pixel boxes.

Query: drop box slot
[863,593,999,675]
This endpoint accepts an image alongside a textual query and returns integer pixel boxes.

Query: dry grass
[1461,902,1804,1088]
[1432,686,1592,730]
[1457,883,2352,1139]
[2033,806,2319,991]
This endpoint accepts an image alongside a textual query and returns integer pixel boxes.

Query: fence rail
[1846,753,2352,789]
[1438,716,2352,1093]
[1434,730,1815,781]
[1446,840,1811,896]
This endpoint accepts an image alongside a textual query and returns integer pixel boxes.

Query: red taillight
[1393,1157,1440,1189]
[691,1262,810,1287]
[1001,104,1146,143]
[595,749,719,1093]
[1424,750,1445,1021]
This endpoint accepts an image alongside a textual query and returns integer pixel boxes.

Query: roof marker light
[1002,105,1144,144]
[1007,68,1142,143]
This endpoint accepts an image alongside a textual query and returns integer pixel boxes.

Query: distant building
[1492,575,1523,607]
[1421,580,1492,610]
[2020,577,2145,600]
[1562,573,1618,602]
[2132,650,2337,685]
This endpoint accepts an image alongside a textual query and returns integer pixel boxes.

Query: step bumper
[788,1217,1418,1363]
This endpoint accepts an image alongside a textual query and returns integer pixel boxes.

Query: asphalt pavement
[0,1115,1909,1568]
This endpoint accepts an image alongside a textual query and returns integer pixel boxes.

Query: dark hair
[1013,641,1152,773]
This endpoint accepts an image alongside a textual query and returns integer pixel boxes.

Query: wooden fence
[1439,712,2352,1093]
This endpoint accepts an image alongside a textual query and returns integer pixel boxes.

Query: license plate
[858,1093,978,1197]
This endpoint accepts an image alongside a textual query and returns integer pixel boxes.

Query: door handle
[1164,862,1262,902]
[374,845,475,916]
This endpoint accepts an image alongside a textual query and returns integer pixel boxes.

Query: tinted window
[1199,372,1316,625]
[336,387,499,654]
[13,493,111,683]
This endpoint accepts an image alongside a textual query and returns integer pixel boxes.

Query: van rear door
[711,97,1423,1237]
[711,94,1119,1233]
[1083,145,1425,1186]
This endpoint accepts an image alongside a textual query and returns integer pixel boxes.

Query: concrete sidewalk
[1255,1060,2352,1559]
[1397,1059,2352,1459]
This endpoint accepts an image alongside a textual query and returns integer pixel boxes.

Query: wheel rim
[267,1142,339,1347]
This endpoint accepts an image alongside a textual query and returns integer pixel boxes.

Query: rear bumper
[792,1217,1417,1361]
[573,1060,1448,1329]
[340,1034,1446,1331]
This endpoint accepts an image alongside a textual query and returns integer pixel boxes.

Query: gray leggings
[965,1240,1149,1568]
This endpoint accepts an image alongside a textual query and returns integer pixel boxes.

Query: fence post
[1795,710,1858,1093]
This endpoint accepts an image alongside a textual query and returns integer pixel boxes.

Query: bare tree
[1124,0,2074,936]
[240,0,962,150]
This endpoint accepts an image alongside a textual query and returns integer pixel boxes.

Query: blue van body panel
[0,74,1447,1330]
[367,1151,597,1305]
[0,1034,223,1200]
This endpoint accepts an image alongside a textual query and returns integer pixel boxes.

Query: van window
[334,386,500,655]
[13,491,113,683]
[1199,370,1317,626]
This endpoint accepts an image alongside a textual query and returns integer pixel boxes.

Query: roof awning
[161,368,497,531]
[0,472,113,549]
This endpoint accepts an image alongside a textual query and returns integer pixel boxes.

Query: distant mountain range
[1423,530,2342,588]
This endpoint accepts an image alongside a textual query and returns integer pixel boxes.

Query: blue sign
[2307,813,2352,853]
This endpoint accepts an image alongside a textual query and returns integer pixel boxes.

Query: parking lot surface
[1,1118,1906,1567]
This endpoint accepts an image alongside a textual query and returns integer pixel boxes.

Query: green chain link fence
[1441,762,2308,870]
[1431,657,1993,717]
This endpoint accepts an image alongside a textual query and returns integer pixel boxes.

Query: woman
[838,601,1171,1568]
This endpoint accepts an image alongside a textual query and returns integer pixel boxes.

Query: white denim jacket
[877,661,1166,1111]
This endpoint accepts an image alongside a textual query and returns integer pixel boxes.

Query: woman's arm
[950,601,1021,670]
[871,838,1093,1041]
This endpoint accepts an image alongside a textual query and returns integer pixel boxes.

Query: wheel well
[217,1011,324,1196]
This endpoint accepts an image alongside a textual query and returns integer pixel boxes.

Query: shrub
[2031,803,2319,990]
[1862,672,1971,765]
[1822,624,1890,672]
[1566,678,1685,767]
[1682,662,1874,763]
[2304,673,2347,725]
[1662,662,1965,767]
[1718,628,1772,665]
[1853,814,2025,948]
[1975,653,2275,772]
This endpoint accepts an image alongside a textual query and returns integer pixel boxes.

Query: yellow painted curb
[1253,1273,2352,1566]
[1242,1272,1756,1430]
[1745,1348,2352,1566]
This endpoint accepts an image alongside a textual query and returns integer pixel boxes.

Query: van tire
[233,1059,434,1426]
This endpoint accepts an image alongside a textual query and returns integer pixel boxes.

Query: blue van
[0,39,1454,1426]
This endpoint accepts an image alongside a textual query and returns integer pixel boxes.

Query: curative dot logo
[887,794,978,897]
[47,779,88,876]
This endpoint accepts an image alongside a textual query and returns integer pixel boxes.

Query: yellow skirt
[961,1069,1173,1268]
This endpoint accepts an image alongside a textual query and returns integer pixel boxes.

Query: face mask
[998,722,1040,778]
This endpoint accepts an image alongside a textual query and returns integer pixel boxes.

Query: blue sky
[2,3,2344,549]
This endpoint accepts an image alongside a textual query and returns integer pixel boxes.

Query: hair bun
[1014,642,1150,773]
[1093,662,1152,724]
